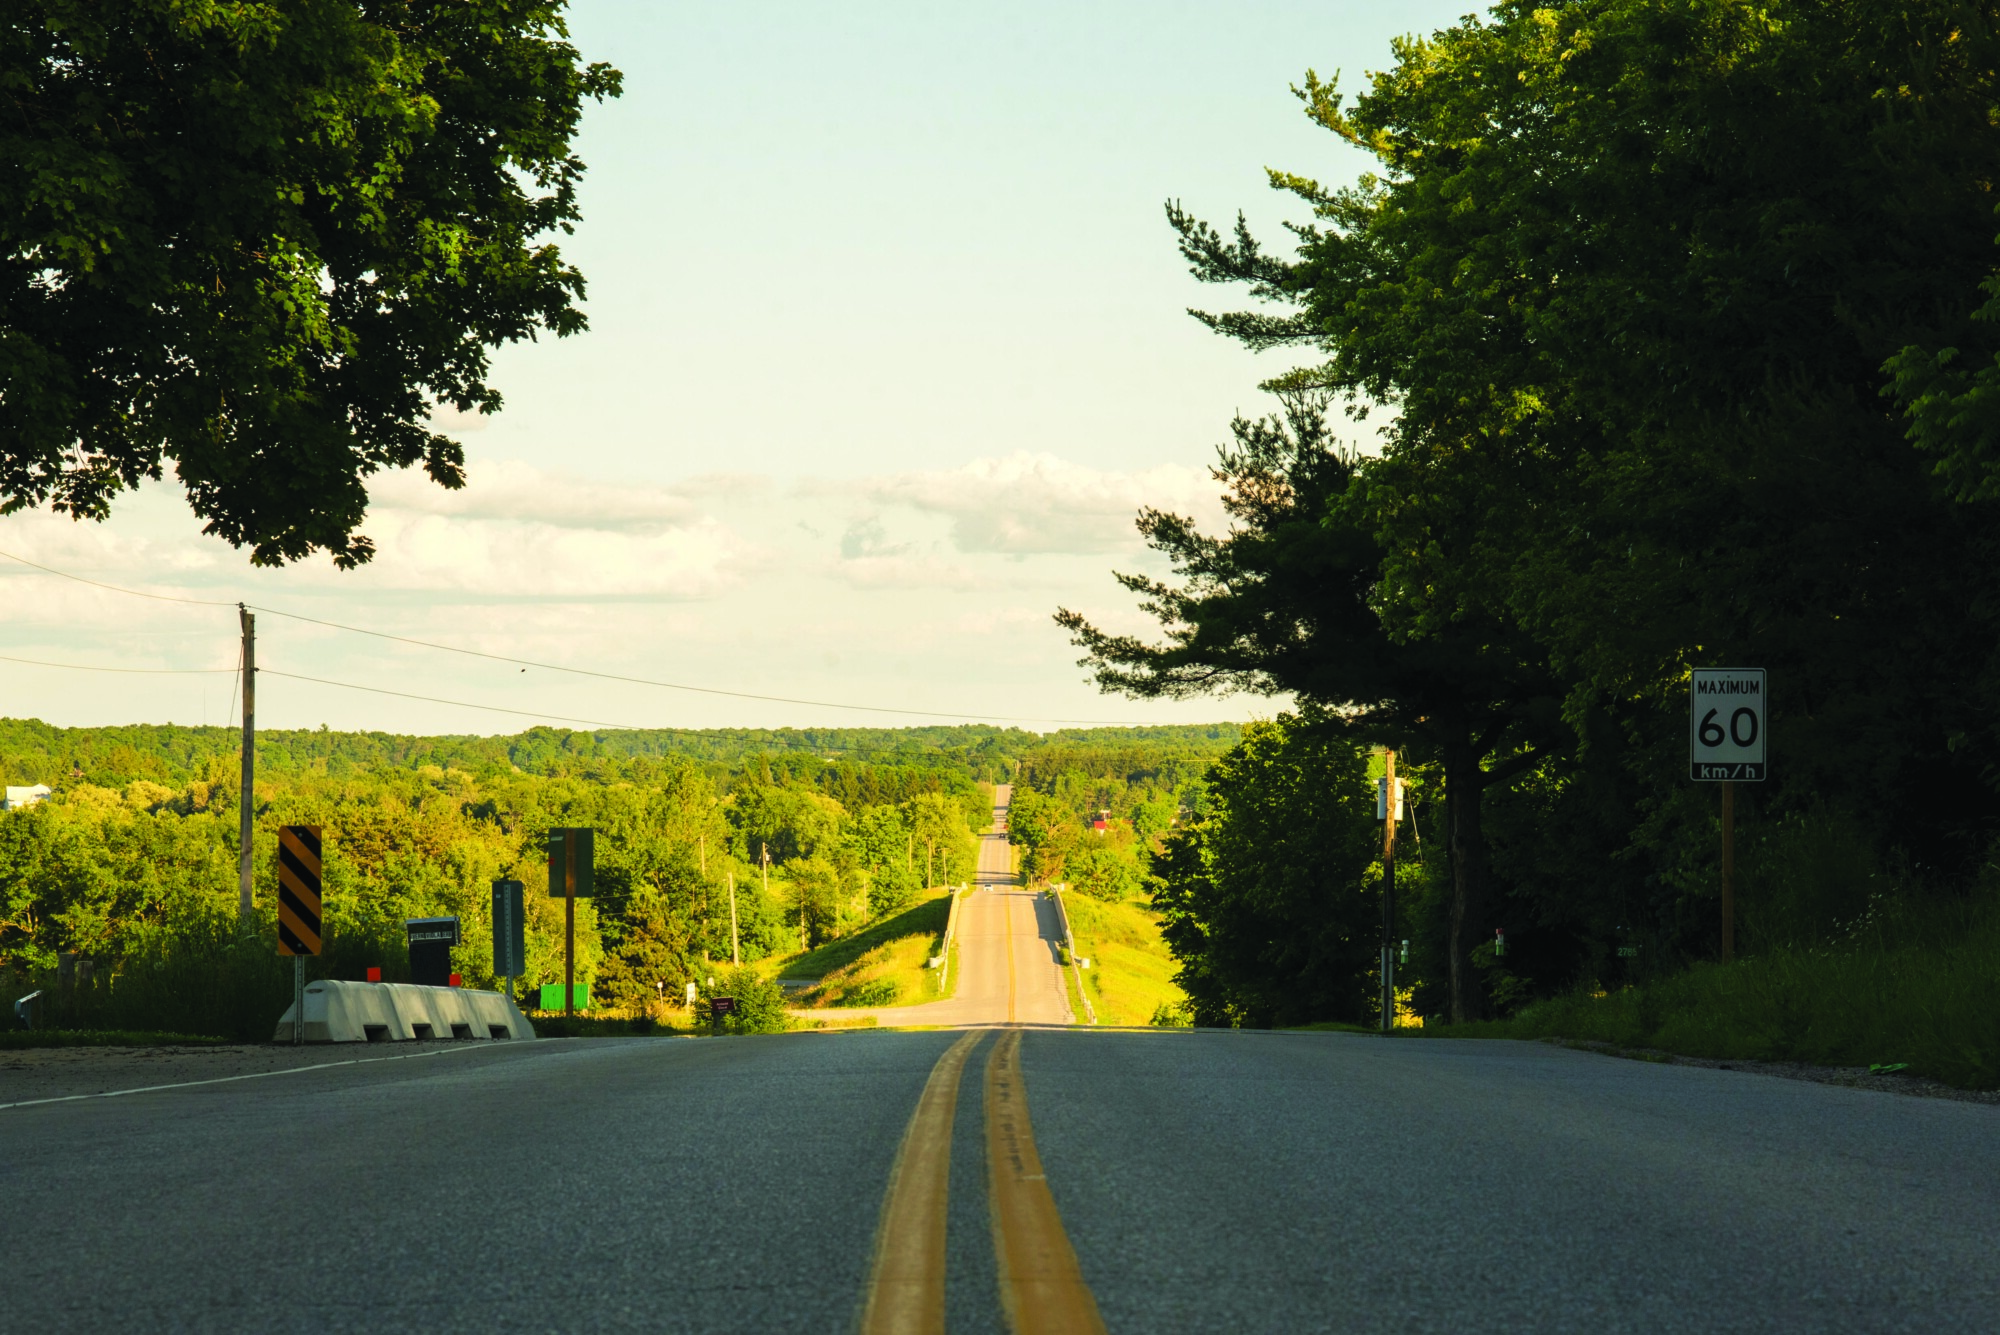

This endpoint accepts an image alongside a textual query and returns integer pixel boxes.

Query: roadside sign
[1690,668,1766,781]
[709,997,737,1019]
[276,825,323,956]
[406,916,460,988]
[539,983,590,1011]
[406,917,461,945]
[492,879,526,976]
[547,828,595,897]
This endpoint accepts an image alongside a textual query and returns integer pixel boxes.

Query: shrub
[713,967,790,1034]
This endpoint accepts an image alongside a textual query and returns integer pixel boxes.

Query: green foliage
[1067,844,1142,903]
[1,1,622,566]
[730,784,846,865]
[1069,0,2000,1034]
[1151,712,1382,1027]
[0,718,1231,1037]
[711,967,789,1035]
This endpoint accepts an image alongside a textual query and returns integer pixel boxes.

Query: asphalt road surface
[795,784,1073,1027]
[6,1026,1997,1332]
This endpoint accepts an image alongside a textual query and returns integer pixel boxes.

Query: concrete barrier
[273,980,536,1043]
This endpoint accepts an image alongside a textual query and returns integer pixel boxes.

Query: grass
[1426,898,2000,1089]
[1060,892,1189,1027]
[0,1029,231,1049]
[769,890,957,1008]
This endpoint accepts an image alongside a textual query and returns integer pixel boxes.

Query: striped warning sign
[277,825,323,956]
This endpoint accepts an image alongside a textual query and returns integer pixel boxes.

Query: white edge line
[0,1041,502,1112]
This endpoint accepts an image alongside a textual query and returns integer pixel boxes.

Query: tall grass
[1454,897,2000,1089]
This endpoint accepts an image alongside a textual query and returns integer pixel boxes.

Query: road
[796,784,1073,1027]
[5,1027,1997,1332]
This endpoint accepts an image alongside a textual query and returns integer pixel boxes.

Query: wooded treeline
[0,718,1237,1036]
[1066,0,2000,1026]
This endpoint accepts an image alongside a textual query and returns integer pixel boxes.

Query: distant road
[796,782,1072,1026]
[6,1028,1996,1331]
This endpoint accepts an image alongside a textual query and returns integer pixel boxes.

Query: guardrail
[1049,884,1097,1025]
[931,882,967,993]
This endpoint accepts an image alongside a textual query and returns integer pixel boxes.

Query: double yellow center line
[861,1029,1106,1335]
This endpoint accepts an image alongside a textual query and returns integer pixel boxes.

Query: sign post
[276,825,323,1045]
[547,829,594,1017]
[1377,753,1402,1033]
[1690,668,1766,962]
[492,879,525,1004]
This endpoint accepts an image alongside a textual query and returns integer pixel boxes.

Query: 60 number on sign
[1690,668,1766,782]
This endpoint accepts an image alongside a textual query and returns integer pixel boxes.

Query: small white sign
[1690,668,1766,781]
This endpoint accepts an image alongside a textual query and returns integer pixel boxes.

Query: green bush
[713,967,790,1034]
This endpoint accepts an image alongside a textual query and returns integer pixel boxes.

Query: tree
[905,791,976,887]
[1059,394,1563,1020]
[1151,712,1380,1027]
[1088,0,2000,1012]
[729,785,846,865]
[1275,1,2000,858]
[2,1,621,565]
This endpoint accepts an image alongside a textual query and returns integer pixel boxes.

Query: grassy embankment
[769,888,958,1009]
[1430,899,2000,1089]
[1059,891,1188,1026]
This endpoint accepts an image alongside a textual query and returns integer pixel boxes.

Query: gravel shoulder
[0,1039,504,1105]
[1552,1036,2000,1104]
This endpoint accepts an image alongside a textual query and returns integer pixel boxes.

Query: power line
[0,544,1162,727]
[0,549,236,607]
[0,652,235,675]
[259,669,650,731]
[245,603,1140,725]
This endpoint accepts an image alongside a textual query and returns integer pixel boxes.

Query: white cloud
[368,458,700,531]
[830,452,1226,555]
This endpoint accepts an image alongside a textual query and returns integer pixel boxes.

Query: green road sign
[539,983,589,1011]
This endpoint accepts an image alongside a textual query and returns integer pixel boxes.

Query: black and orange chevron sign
[276,825,324,956]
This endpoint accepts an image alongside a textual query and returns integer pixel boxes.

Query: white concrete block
[274,980,536,1042]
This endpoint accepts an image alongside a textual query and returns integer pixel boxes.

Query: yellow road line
[860,1031,984,1335]
[986,1029,1107,1335]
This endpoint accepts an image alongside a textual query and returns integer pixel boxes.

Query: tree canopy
[1070,0,2000,1023]
[1,0,620,565]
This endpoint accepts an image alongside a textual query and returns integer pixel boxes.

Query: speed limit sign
[1691,668,1766,781]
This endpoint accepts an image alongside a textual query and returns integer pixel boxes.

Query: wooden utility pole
[728,872,741,966]
[238,605,255,921]
[699,834,706,878]
[1721,780,1735,963]
[1381,751,1399,1033]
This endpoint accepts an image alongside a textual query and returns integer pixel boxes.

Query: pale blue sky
[0,1,1472,734]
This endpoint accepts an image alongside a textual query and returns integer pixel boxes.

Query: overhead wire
[0,652,235,675]
[0,545,1163,727]
[258,669,651,731]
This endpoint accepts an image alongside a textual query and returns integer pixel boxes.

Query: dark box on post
[406,915,460,988]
